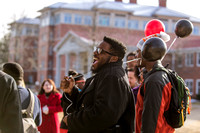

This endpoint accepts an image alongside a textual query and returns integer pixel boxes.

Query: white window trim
[185,79,193,95]
[197,52,200,67]
[196,79,200,95]
[177,54,183,68]
[185,53,194,67]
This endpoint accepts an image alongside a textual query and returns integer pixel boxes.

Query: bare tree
[0,33,10,65]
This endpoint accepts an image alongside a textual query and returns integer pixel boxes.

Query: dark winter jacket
[136,61,175,133]
[62,61,135,133]
[0,71,24,133]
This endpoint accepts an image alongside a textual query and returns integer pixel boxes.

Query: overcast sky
[0,0,199,38]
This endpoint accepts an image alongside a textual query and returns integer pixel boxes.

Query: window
[42,34,46,42]
[162,21,168,32]
[143,21,148,29]
[84,16,92,25]
[49,32,53,41]
[48,74,52,79]
[34,29,39,36]
[196,79,200,95]
[48,61,53,69]
[99,15,110,26]
[185,79,193,95]
[114,16,125,28]
[64,13,72,24]
[41,46,46,56]
[26,28,32,35]
[28,75,33,84]
[192,26,199,35]
[40,75,44,83]
[41,61,45,69]
[56,29,60,39]
[128,20,139,29]
[48,45,53,56]
[185,53,194,67]
[172,21,176,32]
[197,52,200,67]
[177,53,183,67]
[55,14,60,25]
[50,16,54,25]
[74,14,82,24]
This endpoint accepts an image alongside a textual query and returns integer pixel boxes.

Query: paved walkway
[176,99,200,133]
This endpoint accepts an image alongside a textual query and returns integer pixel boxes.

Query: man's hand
[60,76,75,95]
[63,115,68,126]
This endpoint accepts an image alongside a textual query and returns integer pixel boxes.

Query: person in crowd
[0,69,24,133]
[60,36,135,133]
[68,69,78,77]
[135,37,175,133]
[126,51,138,72]
[127,66,141,102]
[38,79,63,133]
[60,69,79,133]
[2,62,42,128]
[74,73,86,91]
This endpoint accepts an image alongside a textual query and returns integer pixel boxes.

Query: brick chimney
[159,0,167,7]
[130,0,137,4]
[115,0,123,2]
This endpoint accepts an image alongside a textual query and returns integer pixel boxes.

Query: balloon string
[167,36,178,53]
[123,58,141,64]
[161,36,178,61]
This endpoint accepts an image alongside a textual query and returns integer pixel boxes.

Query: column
[55,54,61,87]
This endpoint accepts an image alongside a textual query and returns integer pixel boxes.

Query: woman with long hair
[38,79,63,133]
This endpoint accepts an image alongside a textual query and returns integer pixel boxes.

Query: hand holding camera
[60,75,75,95]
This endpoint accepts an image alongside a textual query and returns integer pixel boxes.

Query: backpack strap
[22,88,35,118]
[140,66,172,97]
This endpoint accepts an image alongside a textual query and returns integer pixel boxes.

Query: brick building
[9,0,200,97]
[9,18,39,85]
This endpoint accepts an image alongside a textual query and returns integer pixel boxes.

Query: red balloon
[145,19,165,37]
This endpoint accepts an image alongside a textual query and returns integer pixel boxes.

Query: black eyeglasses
[94,47,115,56]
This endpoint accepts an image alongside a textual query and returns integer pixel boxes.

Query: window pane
[197,53,200,66]
[84,16,92,25]
[115,17,125,28]
[75,14,82,24]
[64,13,72,24]
[185,79,193,95]
[128,20,139,29]
[143,21,148,29]
[185,53,194,66]
[55,14,60,24]
[197,81,200,94]
[99,15,110,26]
[192,26,199,35]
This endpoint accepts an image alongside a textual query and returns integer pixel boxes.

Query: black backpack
[141,67,191,128]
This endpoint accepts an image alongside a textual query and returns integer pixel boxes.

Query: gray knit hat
[2,62,24,81]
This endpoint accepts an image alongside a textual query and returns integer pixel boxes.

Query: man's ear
[109,56,119,62]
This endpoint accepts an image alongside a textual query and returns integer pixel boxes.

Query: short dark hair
[126,51,137,60]
[74,73,84,82]
[68,69,78,77]
[103,36,127,60]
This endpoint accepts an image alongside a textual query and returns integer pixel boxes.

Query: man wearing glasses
[60,36,135,133]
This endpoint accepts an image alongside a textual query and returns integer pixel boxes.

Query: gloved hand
[42,105,49,115]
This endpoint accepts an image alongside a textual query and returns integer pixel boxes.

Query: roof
[15,17,40,25]
[39,1,200,22]
[56,24,200,50]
